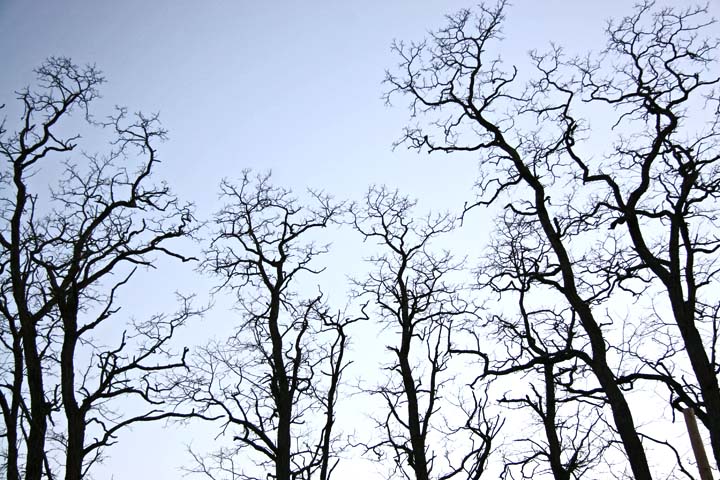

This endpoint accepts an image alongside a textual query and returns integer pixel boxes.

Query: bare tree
[182,172,357,480]
[449,211,612,480]
[380,2,717,479]
[0,58,201,480]
[498,364,610,480]
[562,3,720,470]
[351,186,501,480]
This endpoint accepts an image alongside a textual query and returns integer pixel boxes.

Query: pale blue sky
[0,0,643,213]
[0,1,708,479]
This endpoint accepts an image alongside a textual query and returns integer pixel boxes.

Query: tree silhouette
[181,172,358,480]
[0,58,200,480]
[385,1,720,477]
[351,186,501,480]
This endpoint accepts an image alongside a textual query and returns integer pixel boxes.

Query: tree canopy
[1,2,719,480]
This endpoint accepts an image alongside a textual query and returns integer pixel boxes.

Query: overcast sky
[1,1,712,479]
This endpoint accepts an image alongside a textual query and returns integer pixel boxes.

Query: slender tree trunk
[2,406,20,480]
[590,359,651,479]
[672,299,720,470]
[683,408,714,480]
[15,301,47,480]
[624,209,720,470]
[509,147,653,480]
[399,353,430,480]
[319,391,335,480]
[319,327,345,480]
[11,162,48,480]
[571,297,652,480]
[561,289,652,480]
[20,323,48,480]
[543,364,570,480]
[268,290,291,480]
[60,297,86,480]
[398,278,430,480]
[1,327,23,480]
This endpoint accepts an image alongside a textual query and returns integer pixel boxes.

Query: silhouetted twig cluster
[1,2,719,480]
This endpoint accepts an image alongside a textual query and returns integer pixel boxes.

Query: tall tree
[0,58,199,480]
[564,3,720,469]
[352,186,501,480]
[382,1,720,477]
[182,172,357,480]
[473,211,614,480]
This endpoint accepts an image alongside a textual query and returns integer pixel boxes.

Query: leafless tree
[351,186,502,480]
[381,2,716,478]
[181,172,357,480]
[0,58,201,480]
[563,3,720,470]
[472,212,614,480]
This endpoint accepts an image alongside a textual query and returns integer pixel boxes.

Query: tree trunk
[269,290,291,480]
[60,296,85,480]
[543,364,570,480]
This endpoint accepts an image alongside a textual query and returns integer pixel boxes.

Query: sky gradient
[1,1,712,478]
